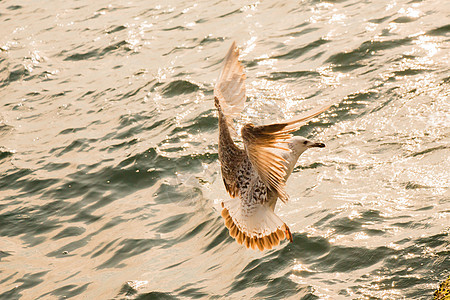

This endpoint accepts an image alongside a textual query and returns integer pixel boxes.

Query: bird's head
[290,137,325,154]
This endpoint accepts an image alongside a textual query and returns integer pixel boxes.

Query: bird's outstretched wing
[241,103,331,202]
[214,41,246,132]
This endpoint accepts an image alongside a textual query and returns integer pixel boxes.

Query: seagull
[214,42,331,251]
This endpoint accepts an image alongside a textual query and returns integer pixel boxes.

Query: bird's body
[215,42,330,251]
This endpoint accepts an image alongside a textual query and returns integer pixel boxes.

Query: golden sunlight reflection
[329,13,346,24]
[354,232,369,240]
[24,50,45,73]
[388,243,402,251]
[365,22,377,32]
[246,79,298,119]
[317,65,347,87]
[385,0,397,11]
[256,55,276,68]
[242,36,258,56]
[292,262,315,274]
[125,20,153,52]
[126,280,149,292]
[416,35,439,58]
[397,7,421,19]
[387,22,398,34]
[309,2,334,24]
[181,3,197,14]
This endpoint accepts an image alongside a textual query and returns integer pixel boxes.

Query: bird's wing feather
[214,41,246,131]
[241,103,331,202]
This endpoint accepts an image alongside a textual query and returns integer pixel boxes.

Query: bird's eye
[303,141,308,145]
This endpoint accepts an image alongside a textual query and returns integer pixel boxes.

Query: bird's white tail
[220,199,293,251]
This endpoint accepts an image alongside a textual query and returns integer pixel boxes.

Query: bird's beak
[311,142,325,148]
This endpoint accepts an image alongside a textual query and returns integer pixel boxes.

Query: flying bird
[214,42,331,251]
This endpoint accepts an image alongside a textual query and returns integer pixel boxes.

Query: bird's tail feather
[220,199,293,251]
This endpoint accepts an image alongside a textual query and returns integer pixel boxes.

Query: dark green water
[0,0,449,299]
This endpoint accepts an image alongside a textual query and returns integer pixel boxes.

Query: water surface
[0,0,449,299]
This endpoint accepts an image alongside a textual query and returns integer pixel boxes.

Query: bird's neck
[216,101,242,162]
[284,145,308,181]
[218,112,239,150]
